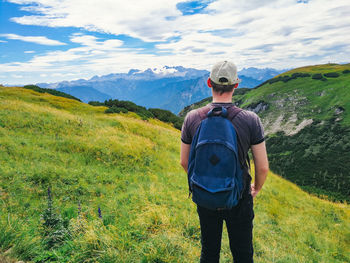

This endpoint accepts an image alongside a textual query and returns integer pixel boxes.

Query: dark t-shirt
[181,102,265,195]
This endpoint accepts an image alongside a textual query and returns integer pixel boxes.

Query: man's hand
[250,184,259,198]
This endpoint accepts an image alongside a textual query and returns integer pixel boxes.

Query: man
[180,60,269,263]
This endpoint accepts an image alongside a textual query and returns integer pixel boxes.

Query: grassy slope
[0,86,349,262]
[242,63,350,126]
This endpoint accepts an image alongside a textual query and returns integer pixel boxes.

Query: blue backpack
[187,106,244,210]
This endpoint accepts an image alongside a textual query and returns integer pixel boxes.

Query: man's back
[181,102,265,197]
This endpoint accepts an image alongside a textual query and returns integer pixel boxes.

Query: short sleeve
[249,113,265,145]
[181,113,192,144]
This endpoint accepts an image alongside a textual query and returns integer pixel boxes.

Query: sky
[0,0,349,85]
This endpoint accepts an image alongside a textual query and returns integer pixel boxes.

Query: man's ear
[207,78,212,87]
[234,83,239,89]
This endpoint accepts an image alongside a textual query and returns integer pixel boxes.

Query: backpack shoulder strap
[227,106,250,187]
[227,106,243,122]
[226,106,244,166]
[197,105,211,121]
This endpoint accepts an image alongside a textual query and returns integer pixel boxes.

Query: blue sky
[0,0,349,85]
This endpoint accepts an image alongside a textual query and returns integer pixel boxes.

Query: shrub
[88,101,105,106]
[264,73,311,86]
[148,108,183,130]
[342,69,350,74]
[324,72,340,78]
[268,77,281,84]
[105,106,128,114]
[268,75,294,84]
[23,85,81,102]
[104,99,154,119]
[312,73,323,79]
[312,73,327,81]
[233,88,251,95]
[291,73,311,78]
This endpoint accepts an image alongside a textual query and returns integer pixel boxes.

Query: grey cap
[210,60,241,85]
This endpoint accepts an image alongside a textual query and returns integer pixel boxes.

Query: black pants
[196,194,254,263]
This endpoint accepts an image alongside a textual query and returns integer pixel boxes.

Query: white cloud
[0,33,66,45]
[11,74,23,78]
[1,0,350,84]
[9,0,182,42]
[70,33,123,50]
[24,50,35,53]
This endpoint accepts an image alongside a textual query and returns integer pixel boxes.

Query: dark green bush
[324,72,340,78]
[148,108,183,130]
[268,77,281,84]
[312,73,327,81]
[105,106,128,114]
[281,75,292,82]
[312,73,323,79]
[342,69,350,74]
[104,99,154,119]
[88,101,105,106]
[264,73,312,86]
[23,85,81,102]
[291,73,311,78]
[268,75,293,84]
[233,88,251,95]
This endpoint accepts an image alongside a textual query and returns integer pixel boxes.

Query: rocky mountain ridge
[36,66,285,113]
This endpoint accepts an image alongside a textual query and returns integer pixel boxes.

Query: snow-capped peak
[141,66,179,76]
[151,66,178,75]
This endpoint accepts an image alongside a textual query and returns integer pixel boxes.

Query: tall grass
[0,86,349,262]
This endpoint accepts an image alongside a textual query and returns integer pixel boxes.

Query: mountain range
[37,66,285,114]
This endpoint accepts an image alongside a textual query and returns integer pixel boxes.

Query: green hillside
[179,63,350,202]
[0,86,349,262]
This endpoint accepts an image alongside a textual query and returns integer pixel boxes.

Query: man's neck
[211,90,234,103]
[212,100,232,103]
[212,96,233,103]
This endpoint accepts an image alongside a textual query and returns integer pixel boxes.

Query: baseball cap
[210,60,241,85]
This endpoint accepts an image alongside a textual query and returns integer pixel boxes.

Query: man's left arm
[180,142,191,173]
[251,141,269,198]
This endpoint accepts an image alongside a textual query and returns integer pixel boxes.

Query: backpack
[187,106,244,210]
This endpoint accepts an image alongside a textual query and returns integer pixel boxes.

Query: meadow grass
[0,86,349,262]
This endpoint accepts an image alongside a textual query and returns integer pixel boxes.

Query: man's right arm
[251,141,269,198]
[180,142,190,173]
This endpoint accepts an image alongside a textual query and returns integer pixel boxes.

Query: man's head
[207,60,241,95]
